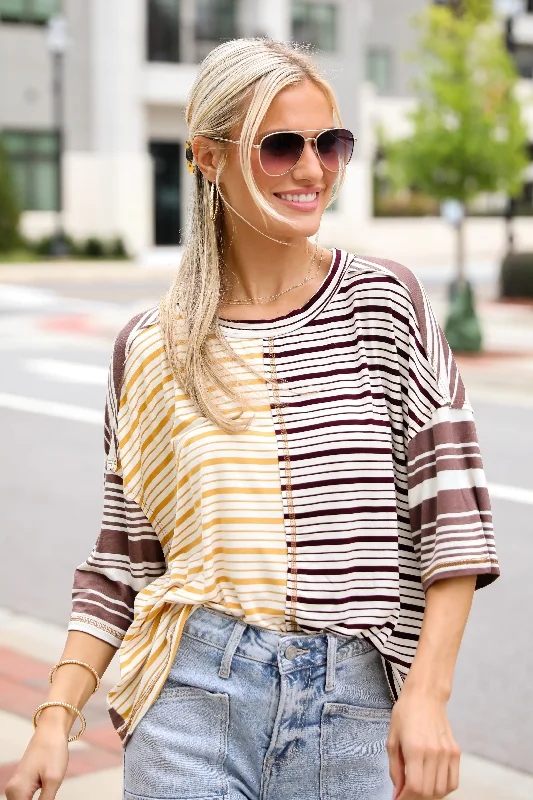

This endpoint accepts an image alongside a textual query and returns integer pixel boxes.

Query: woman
[7,38,499,800]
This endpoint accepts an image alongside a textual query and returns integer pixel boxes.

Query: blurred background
[0,1,532,798]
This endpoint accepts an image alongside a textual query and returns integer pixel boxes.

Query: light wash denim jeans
[123,605,394,800]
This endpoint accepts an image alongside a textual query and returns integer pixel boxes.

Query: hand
[5,722,69,800]
[386,686,461,799]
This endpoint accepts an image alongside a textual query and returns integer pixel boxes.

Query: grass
[0,250,130,264]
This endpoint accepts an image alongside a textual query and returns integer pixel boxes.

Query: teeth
[279,192,317,203]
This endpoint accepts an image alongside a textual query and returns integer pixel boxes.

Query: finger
[387,736,405,794]
[5,777,38,800]
[448,748,461,795]
[421,752,438,799]
[38,774,62,800]
[398,749,424,800]
[434,755,450,798]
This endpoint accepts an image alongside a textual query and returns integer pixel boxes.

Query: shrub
[500,253,533,299]
[0,139,21,252]
[106,236,128,259]
[82,237,105,258]
[23,233,130,260]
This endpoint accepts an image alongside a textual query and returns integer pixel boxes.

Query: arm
[387,575,476,800]
[6,631,116,800]
[383,268,499,800]
[6,315,166,800]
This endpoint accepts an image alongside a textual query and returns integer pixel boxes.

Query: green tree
[381,0,530,351]
[0,138,21,253]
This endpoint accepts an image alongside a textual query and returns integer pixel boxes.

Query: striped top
[68,248,500,745]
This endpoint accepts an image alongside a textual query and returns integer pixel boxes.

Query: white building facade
[0,0,532,261]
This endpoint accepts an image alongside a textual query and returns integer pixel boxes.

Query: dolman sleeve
[68,316,167,647]
[405,278,500,592]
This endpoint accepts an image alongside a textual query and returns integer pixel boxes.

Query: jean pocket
[320,702,393,800]
[124,686,230,800]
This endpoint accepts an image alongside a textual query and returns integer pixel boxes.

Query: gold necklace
[221,244,324,306]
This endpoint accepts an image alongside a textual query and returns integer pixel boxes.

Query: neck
[219,225,316,304]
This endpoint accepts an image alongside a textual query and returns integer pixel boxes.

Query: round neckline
[218,247,347,339]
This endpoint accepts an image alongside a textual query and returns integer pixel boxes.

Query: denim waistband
[181,605,376,693]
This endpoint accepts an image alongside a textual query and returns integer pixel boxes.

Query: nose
[292,138,324,180]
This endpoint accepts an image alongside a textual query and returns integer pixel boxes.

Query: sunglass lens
[260,132,305,175]
[317,128,354,171]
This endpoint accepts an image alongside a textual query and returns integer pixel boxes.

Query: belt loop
[219,619,247,679]
[325,633,337,692]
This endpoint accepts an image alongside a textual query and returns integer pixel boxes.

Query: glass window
[0,0,60,23]
[195,0,237,41]
[292,1,337,52]
[147,0,180,63]
[366,48,393,95]
[195,0,237,61]
[1,131,59,211]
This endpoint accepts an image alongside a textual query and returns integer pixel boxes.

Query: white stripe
[488,482,533,506]
[24,358,108,385]
[0,393,102,424]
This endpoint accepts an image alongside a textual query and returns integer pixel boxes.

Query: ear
[192,136,222,183]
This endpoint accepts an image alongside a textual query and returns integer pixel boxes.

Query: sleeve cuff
[68,613,125,648]
[422,560,501,593]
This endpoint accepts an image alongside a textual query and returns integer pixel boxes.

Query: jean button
[285,644,299,660]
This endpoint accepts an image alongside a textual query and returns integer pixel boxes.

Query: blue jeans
[123,605,394,800]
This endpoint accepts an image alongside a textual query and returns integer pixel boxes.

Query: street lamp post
[495,0,524,257]
[46,14,69,257]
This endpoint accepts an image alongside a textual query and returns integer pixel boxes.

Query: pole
[47,14,68,257]
[456,215,466,285]
[51,50,67,255]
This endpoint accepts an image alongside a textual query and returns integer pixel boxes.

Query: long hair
[159,38,347,433]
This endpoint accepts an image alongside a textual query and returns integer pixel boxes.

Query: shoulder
[342,251,432,348]
[113,306,161,364]
[108,306,161,398]
[343,253,426,313]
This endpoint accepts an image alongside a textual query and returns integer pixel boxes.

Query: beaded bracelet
[49,659,101,694]
[32,701,86,743]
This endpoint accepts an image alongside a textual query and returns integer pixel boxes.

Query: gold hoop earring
[210,182,220,221]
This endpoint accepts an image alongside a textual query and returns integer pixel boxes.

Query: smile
[277,192,317,202]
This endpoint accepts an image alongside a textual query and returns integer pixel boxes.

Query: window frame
[1,129,60,212]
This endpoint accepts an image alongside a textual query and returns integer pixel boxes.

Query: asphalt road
[0,274,532,774]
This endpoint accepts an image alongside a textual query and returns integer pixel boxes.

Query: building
[0,0,531,259]
[0,0,367,256]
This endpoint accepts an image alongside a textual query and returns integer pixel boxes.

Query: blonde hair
[159,37,346,433]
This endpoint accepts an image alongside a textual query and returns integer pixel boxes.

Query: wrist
[401,671,452,703]
[35,705,76,737]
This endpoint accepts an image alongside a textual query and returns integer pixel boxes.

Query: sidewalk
[1,607,532,800]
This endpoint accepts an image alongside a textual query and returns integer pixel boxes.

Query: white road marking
[0,393,102,425]
[0,284,116,312]
[24,358,108,385]
[0,392,532,507]
[487,483,533,507]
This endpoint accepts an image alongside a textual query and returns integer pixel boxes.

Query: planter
[500,252,533,299]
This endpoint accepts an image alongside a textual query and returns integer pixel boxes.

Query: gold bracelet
[49,660,101,694]
[32,701,86,743]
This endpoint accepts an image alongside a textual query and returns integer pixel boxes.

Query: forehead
[257,81,334,137]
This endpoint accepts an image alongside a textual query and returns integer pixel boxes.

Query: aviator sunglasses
[211,127,356,177]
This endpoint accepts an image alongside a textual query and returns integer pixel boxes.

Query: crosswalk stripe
[24,359,108,385]
[0,392,102,425]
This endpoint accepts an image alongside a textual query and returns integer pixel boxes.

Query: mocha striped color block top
[68,248,500,745]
